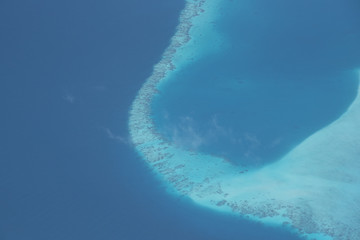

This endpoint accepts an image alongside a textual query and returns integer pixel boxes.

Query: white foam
[129,0,360,238]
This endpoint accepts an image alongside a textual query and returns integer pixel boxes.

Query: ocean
[2,0,360,240]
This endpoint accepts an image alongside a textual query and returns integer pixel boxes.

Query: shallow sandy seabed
[129,1,360,239]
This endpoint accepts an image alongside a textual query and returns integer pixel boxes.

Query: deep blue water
[0,1,303,240]
[2,0,359,240]
[152,0,360,166]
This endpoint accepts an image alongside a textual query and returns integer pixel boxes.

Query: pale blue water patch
[129,0,360,239]
[151,0,360,166]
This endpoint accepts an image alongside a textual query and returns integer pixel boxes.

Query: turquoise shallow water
[129,0,360,239]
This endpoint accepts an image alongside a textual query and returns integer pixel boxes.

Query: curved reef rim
[129,1,360,240]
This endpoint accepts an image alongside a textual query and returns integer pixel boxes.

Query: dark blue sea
[1,0,359,240]
[153,0,360,167]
